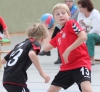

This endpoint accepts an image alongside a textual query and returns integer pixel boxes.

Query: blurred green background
[0,0,100,33]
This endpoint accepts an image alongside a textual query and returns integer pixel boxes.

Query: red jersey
[0,16,7,31]
[50,20,91,71]
[0,16,7,39]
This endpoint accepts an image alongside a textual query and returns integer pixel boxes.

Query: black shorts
[51,67,91,91]
[3,84,30,92]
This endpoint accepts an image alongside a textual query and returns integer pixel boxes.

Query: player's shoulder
[0,16,2,22]
[65,20,77,26]
[68,19,77,23]
[0,16,2,19]
[29,38,41,47]
[33,41,41,47]
[14,39,30,49]
[0,16,3,20]
[92,9,100,14]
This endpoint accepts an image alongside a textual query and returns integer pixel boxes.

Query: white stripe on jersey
[72,23,80,34]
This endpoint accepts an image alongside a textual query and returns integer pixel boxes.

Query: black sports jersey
[3,38,41,86]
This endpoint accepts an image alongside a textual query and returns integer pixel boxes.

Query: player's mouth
[60,19,65,21]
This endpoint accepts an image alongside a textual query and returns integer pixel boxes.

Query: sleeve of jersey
[71,20,83,34]
[31,42,41,55]
[0,17,7,31]
[49,37,57,48]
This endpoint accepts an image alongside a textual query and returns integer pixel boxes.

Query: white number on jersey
[5,42,25,67]
[7,49,23,66]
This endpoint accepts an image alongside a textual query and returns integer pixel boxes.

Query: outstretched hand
[62,49,70,64]
[48,24,55,32]
[44,75,50,83]
[40,72,50,83]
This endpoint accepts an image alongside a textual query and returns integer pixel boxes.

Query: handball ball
[40,13,55,29]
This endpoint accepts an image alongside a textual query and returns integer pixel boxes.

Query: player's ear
[68,13,71,19]
[41,38,44,41]
[41,38,45,43]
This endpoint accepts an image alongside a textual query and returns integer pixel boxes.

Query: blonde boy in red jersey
[44,3,93,92]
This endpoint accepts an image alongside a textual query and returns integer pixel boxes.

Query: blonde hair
[52,3,71,16]
[27,23,49,41]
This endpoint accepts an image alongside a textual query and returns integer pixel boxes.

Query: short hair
[52,3,70,16]
[26,23,48,41]
[77,0,94,12]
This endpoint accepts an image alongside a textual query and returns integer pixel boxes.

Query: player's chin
[59,22,66,26]
[60,20,66,24]
[45,80,49,83]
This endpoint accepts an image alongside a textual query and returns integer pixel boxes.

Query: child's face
[54,8,70,27]
[78,4,86,14]
[64,0,74,9]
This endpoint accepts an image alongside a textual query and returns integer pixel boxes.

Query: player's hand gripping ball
[40,13,55,29]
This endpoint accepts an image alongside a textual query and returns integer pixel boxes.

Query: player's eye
[56,13,60,16]
[62,12,65,15]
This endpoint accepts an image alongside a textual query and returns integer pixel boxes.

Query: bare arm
[43,24,55,48]
[43,43,54,52]
[28,50,50,83]
[62,31,87,63]
[4,29,11,40]
[43,25,55,52]
[67,31,87,51]
[43,25,56,52]
[0,58,7,64]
